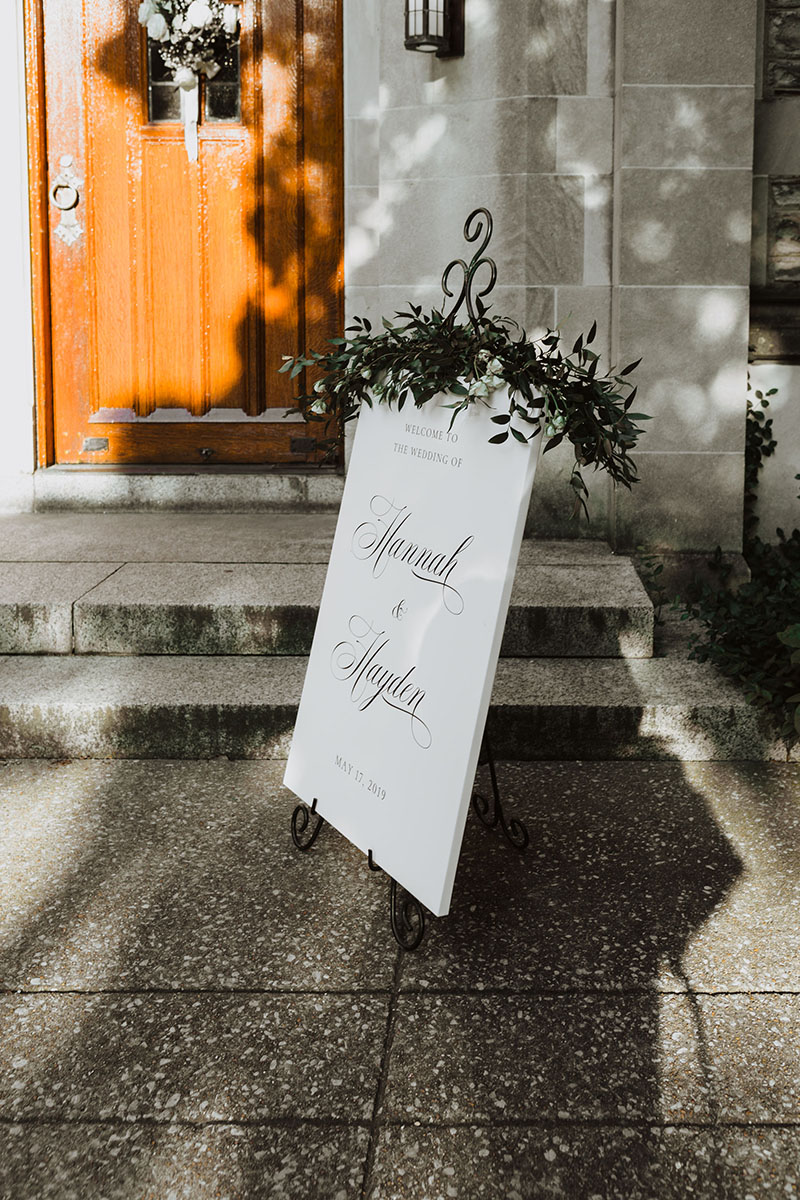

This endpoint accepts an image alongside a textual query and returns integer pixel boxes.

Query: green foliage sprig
[280,305,646,520]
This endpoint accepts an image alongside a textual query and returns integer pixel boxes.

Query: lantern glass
[405,0,450,54]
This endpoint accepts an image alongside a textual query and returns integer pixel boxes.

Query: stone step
[0,548,653,659]
[0,649,790,762]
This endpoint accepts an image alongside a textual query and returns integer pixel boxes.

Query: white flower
[172,12,183,27]
[309,399,328,415]
[186,0,213,27]
[146,12,170,40]
[138,0,157,24]
[174,66,198,89]
[198,60,221,78]
[222,4,238,35]
[468,379,490,398]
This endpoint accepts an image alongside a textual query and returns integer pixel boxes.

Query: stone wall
[344,0,758,551]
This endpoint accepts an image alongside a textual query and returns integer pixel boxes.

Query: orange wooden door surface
[37,0,342,466]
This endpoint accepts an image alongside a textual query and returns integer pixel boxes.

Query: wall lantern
[404,0,465,58]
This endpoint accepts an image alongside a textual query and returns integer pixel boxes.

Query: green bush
[683,386,800,750]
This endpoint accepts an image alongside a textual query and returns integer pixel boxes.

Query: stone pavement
[1,756,799,1198]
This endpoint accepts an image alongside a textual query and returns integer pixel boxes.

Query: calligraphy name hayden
[352,495,474,616]
[331,615,432,749]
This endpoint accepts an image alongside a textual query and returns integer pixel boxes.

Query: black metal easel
[290,729,528,951]
[290,207,529,951]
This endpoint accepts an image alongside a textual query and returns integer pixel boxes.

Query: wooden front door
[29,0,342,466]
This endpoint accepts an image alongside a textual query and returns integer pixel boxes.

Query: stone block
[527,435,612,541]
[622,0,758,85]
[379,97,556,182]
[583,175,613,284]
[622,86,755,169]
[612,450,744,552]
[615,286,749,453]
[555,285,612,360]
[754,98,800,175]
[345,116,379,187]
[586,0,616,95]
[344,0,379,118]
[526,175,586,285]
[618,169,753,287]
[73,563,327,655]
[0,563,121,653]
[768,7,800,56]
[503,561,654,658]
[556,97,614,175]
[345,185,380,287]
[526,0,589,96]
[378,175,528,287]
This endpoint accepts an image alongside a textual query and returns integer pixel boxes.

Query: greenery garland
[280,305,647,520]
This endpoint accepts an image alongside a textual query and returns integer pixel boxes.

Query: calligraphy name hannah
[330,615,432,750]
[351,494,474,615]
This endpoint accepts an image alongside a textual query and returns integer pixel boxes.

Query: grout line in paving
[0,1115,371,1131]
[360,944,405,1199]
[2,986,799,998]
[1,1115,798,1134]
[0,987,394,998]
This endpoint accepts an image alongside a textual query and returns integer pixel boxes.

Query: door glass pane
[204,44,241,123]
[147,43,180,122]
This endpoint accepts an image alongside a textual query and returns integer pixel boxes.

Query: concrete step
[0,543,653,659]
[0,646,791,761]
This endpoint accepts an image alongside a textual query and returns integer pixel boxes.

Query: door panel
[39,0,342,465]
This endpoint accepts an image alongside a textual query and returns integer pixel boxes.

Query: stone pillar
[0,0,36,512]
[611,0,758,551]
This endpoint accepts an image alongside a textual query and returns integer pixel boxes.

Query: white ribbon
[178,75,199,162]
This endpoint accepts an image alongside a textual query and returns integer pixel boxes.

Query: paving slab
[384,991,800,1127]
[384,992,696,1124]
[368,1124,800,1200]
[0,564,121,654]
[401,761,800,993]
[0,992,386,1123]
[0,760,397,991]
[0,1122,370,1200]
[0,653,792,759]
[70,559,652,658]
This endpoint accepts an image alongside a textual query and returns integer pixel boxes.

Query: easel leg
[291,797,326,851]
[369,849,426,951]
[471,733,529,851]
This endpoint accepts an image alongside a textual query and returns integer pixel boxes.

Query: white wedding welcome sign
[284,390,542,917]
